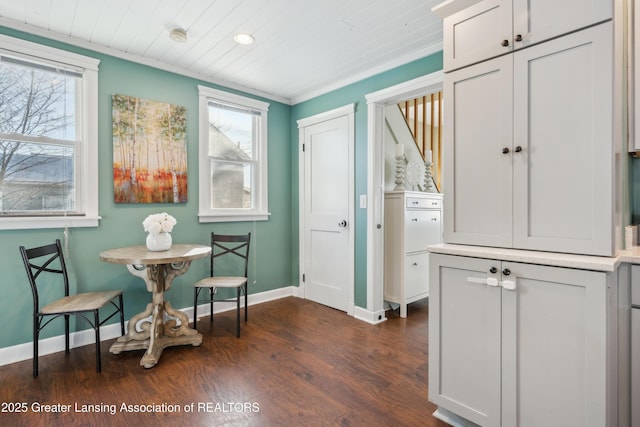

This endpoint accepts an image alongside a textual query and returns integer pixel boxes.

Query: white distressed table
[100,244,211,368]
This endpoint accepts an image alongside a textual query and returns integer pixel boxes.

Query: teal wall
[0,24,443,351]
[291,52,443,307]
[0,26,293,348]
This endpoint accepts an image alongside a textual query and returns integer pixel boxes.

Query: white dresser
[384,191,443,317]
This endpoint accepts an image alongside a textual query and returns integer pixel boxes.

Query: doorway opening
[363,71,443,324]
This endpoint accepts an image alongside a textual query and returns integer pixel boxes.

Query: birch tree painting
[112,95,187,203]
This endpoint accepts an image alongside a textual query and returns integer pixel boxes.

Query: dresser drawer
[405,252,429,300]
[406,197,442,209]
[405,210,442,253]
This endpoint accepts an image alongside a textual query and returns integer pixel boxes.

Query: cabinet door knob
[515,34,523,42]
[502,147,510,154]
[489,267,498,274]
[515,146,522,153]
[501,39,509,47]
[502,268,511,276]
[338,220,347,227]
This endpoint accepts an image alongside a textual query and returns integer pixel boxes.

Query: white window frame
[0,35,100,230]
[198,85,269,222]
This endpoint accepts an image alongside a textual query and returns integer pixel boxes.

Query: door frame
[297,103,356,315]
[364,71,443,324]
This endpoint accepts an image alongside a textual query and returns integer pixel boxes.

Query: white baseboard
[433,407,480,427]
[353,305,387,325]
[0,285,300,368]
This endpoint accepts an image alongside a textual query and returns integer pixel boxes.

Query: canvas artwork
[112,94,187,204]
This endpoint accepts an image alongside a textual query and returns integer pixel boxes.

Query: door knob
[338,220,347,228]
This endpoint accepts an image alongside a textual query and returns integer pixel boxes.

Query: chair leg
[193,288,198,329]
[209,288,214,324]
[33,315,39,377]
[244,284,248,322]
[94,311,101,373]
[64,314,70,353]
[118,295,125,336]
[236,287,241,338]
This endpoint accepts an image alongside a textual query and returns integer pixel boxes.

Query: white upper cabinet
[444,22,617,256]
[439,0,612,71]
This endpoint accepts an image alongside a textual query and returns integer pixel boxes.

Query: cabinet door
[443,55,513,248]
[632,309,640,427]
[443,0,512,71]
[429,254,502,427]
[513,0,611,49]
[501,262,608,426]
[512,23,613,255]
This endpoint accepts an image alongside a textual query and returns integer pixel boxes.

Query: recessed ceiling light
[169,28,188,43]
[234,33,254,45]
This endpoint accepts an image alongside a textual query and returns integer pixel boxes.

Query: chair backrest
[19,239,69,312]
[210,233,251,279]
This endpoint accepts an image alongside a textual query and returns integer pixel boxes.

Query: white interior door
[298,105,354,313]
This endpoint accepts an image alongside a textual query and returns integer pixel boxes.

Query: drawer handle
[411,218,418,222]
[431,218,438,221]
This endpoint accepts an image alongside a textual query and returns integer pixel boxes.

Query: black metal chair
[193,232,251,337]
[19,239,125,377]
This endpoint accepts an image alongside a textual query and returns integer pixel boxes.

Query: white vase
[146,232,172,251]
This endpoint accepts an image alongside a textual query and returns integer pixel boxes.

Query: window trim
[198,85,269,222]
[0,35,100,230]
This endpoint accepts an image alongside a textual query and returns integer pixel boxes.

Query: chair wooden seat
[193,233,251,337]
[41,290,124,314]
[19,239,125,377]
[194,276,247,289]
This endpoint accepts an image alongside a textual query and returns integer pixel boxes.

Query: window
[0,35,99,230]
[198,86,269,222]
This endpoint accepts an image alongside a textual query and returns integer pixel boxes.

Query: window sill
[0,215,101,230]
[198,212,270,223]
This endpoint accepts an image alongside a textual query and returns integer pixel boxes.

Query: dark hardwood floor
[0,297,449,427]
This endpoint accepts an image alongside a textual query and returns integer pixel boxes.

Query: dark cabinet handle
[502,147,510,154]
[503,268,511,276]
[515,146,522,153]
[489,267,498,274]
[515,34,523,42]
[502,39,509,47]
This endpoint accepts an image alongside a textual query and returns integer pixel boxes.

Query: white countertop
[428,243,623,272]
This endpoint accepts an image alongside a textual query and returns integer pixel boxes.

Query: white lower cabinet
[429,253,612,427]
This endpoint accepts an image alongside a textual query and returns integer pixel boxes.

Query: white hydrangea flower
[143,212,177,234]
